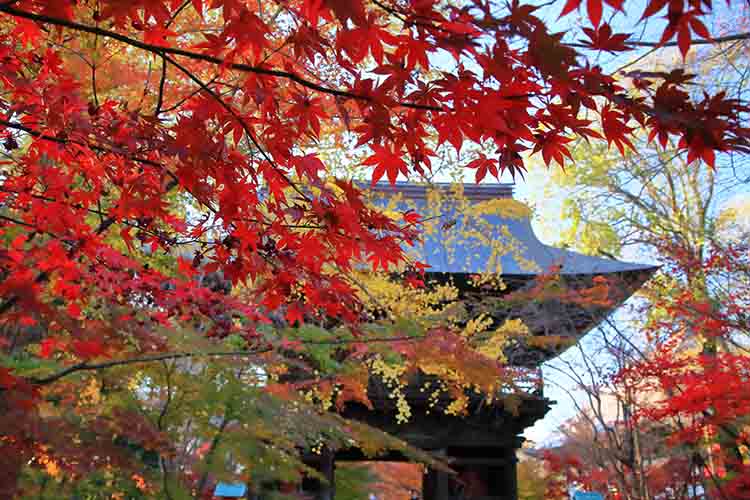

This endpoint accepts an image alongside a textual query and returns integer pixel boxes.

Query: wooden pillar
[303,451,335,500]
[486,448,519,500]
[506,453,518,500]
[422,467,451,500]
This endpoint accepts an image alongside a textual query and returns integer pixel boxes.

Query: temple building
[366,182,657,366]
[218,182,657,500]
[339,183,656,500]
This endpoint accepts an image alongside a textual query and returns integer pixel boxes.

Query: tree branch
[0,119,180,316]
[569,31,750,50]
[162,53,308,200]
[29,349,273,385]
[0,5,443,112]
[26,335,425,385]
[154,55,168,116]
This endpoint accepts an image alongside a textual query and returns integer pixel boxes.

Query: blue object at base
[573,492,605,500]
[213,482,247,498]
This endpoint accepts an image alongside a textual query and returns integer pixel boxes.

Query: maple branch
[156,360,173,432]
[91,46,100,108]
[162,53,308,201]
[28,349,273,385]
[567,31,750,50]
[370,0,448,33]
[302,334,425,346]
[0,185,323,238]
[0,213,37,229]
[157,74,221,114]
[27,335,425,385]
[0,118,234,219]
[154,55,168,116]
[165,0,192,28]
[0,119,177,182]
[0,187,197,247]
[0,5,443,112]
[0,119,182,316]
[631,32,750,48]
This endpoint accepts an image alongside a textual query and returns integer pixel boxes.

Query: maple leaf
[177,256,199,277]
[11,18,43,46]
[658,8,712,58]
[581,23,632,52]
[402,210,422,225]
[39,337,63,359]
[367,241,403,271]
[325,0,366,26]
[336,15,396,65]
[71,339,107,360]
[641,0,669,19]
[144,25,179,47]
[292,154,324,182]
[285,303,305,325]
[532,132,573,168]
[526,26,577,78]
[222,7,269,60]
[681,134,716,167]
[466,154,500,183]
[38,0,76,20]
[559,0,583,19]
[391,34,432,71]
[601,107,635,154]
[498,146,528,180]
[587,0,603,27]
[363,144,409,185]
[288,94,328,139]
[560,0,623,26]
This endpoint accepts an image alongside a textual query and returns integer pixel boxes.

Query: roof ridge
[368,182,515,200]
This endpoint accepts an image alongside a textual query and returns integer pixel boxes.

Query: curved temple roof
[369,182,657,277]
[368,182,659,366]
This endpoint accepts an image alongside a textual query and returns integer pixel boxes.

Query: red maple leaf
[288,94,329,139]
[581,23,632,52]
[71,340,107,360]
[292,154,325,182]
[144,25,179,47]
[560,0,623,26]
[363,144,409,185]
[659,9,712,58]
[466,154,500,183]
[601,107,636,154]
[532,131,574,168]
[39,337,63,359]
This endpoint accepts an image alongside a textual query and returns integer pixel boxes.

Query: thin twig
[162,53,309,200]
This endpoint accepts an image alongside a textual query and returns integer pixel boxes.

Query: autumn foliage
[618,242,750,499]
[541,240,750,499]
[0,0,748,498]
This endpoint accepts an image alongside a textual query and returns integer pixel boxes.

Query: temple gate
[218,183,656,500]
[323,183,654,500]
